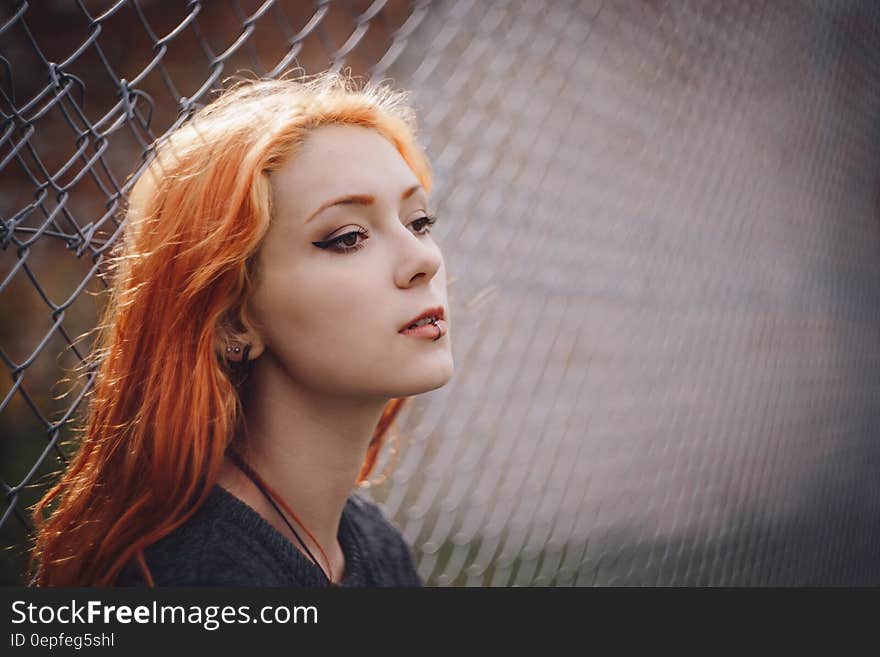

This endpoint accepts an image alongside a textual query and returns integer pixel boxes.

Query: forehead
[271,124,421,216]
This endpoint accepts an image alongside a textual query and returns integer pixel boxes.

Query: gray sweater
[115,484,423,587]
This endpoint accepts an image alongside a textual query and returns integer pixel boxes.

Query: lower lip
[399,319,447,339]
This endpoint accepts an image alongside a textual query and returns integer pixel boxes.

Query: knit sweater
[114,484,423,587]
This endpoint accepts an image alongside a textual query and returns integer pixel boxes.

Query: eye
[410,214,438,236]
[311,214,438,255]
[312,229,369,254]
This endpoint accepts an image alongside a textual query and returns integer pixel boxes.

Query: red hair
[27,72,432,586]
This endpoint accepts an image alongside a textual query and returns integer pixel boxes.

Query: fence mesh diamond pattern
[2,0,880,586]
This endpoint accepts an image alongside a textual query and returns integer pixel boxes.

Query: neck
[218,352,389,581]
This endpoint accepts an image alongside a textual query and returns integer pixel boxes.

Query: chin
[392,358,454,397]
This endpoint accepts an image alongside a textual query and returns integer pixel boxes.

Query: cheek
[254,261,388,370]
[298,264,383,330]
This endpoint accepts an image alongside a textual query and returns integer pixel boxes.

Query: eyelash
[312,214,438,254]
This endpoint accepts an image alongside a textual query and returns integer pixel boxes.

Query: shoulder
[115,489,294,587]
[344,490,405,551]
[116,543,279,587]
[344,491,424,587]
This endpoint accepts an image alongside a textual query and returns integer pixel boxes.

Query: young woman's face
[249,124,453,400]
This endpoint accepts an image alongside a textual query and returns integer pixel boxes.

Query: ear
[217,316,266,363]
[236,325,266,361]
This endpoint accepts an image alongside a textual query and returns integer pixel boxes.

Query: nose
[394,227,443,288]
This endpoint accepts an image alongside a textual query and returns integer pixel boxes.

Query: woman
[27,71,454,587]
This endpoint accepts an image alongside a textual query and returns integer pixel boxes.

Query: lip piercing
[226,346,241,353]
[431,319,442,341]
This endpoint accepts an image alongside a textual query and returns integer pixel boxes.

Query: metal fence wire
[2,0,880,586]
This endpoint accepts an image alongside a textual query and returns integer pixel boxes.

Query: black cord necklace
[227,449,334,586]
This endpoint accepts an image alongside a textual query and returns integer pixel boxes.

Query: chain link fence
[2,0,880,586]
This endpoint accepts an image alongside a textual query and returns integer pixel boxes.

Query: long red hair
[27,72,432,586]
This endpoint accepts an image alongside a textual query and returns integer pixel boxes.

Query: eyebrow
[304,184,425,224]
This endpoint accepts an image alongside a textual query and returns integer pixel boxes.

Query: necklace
[227,449,335,586]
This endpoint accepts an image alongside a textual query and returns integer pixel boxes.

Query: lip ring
[399,318,448,339]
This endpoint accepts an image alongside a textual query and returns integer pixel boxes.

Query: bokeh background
[2,0,880,586]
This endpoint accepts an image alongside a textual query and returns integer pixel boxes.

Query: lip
[399,305,446,333]
[399,318,448,339]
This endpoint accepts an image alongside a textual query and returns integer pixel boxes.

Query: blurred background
[2,0,880,586]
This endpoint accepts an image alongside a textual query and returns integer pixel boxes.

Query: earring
[225,344,251,364]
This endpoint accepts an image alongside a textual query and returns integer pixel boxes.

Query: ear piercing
[225,344,252,364]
